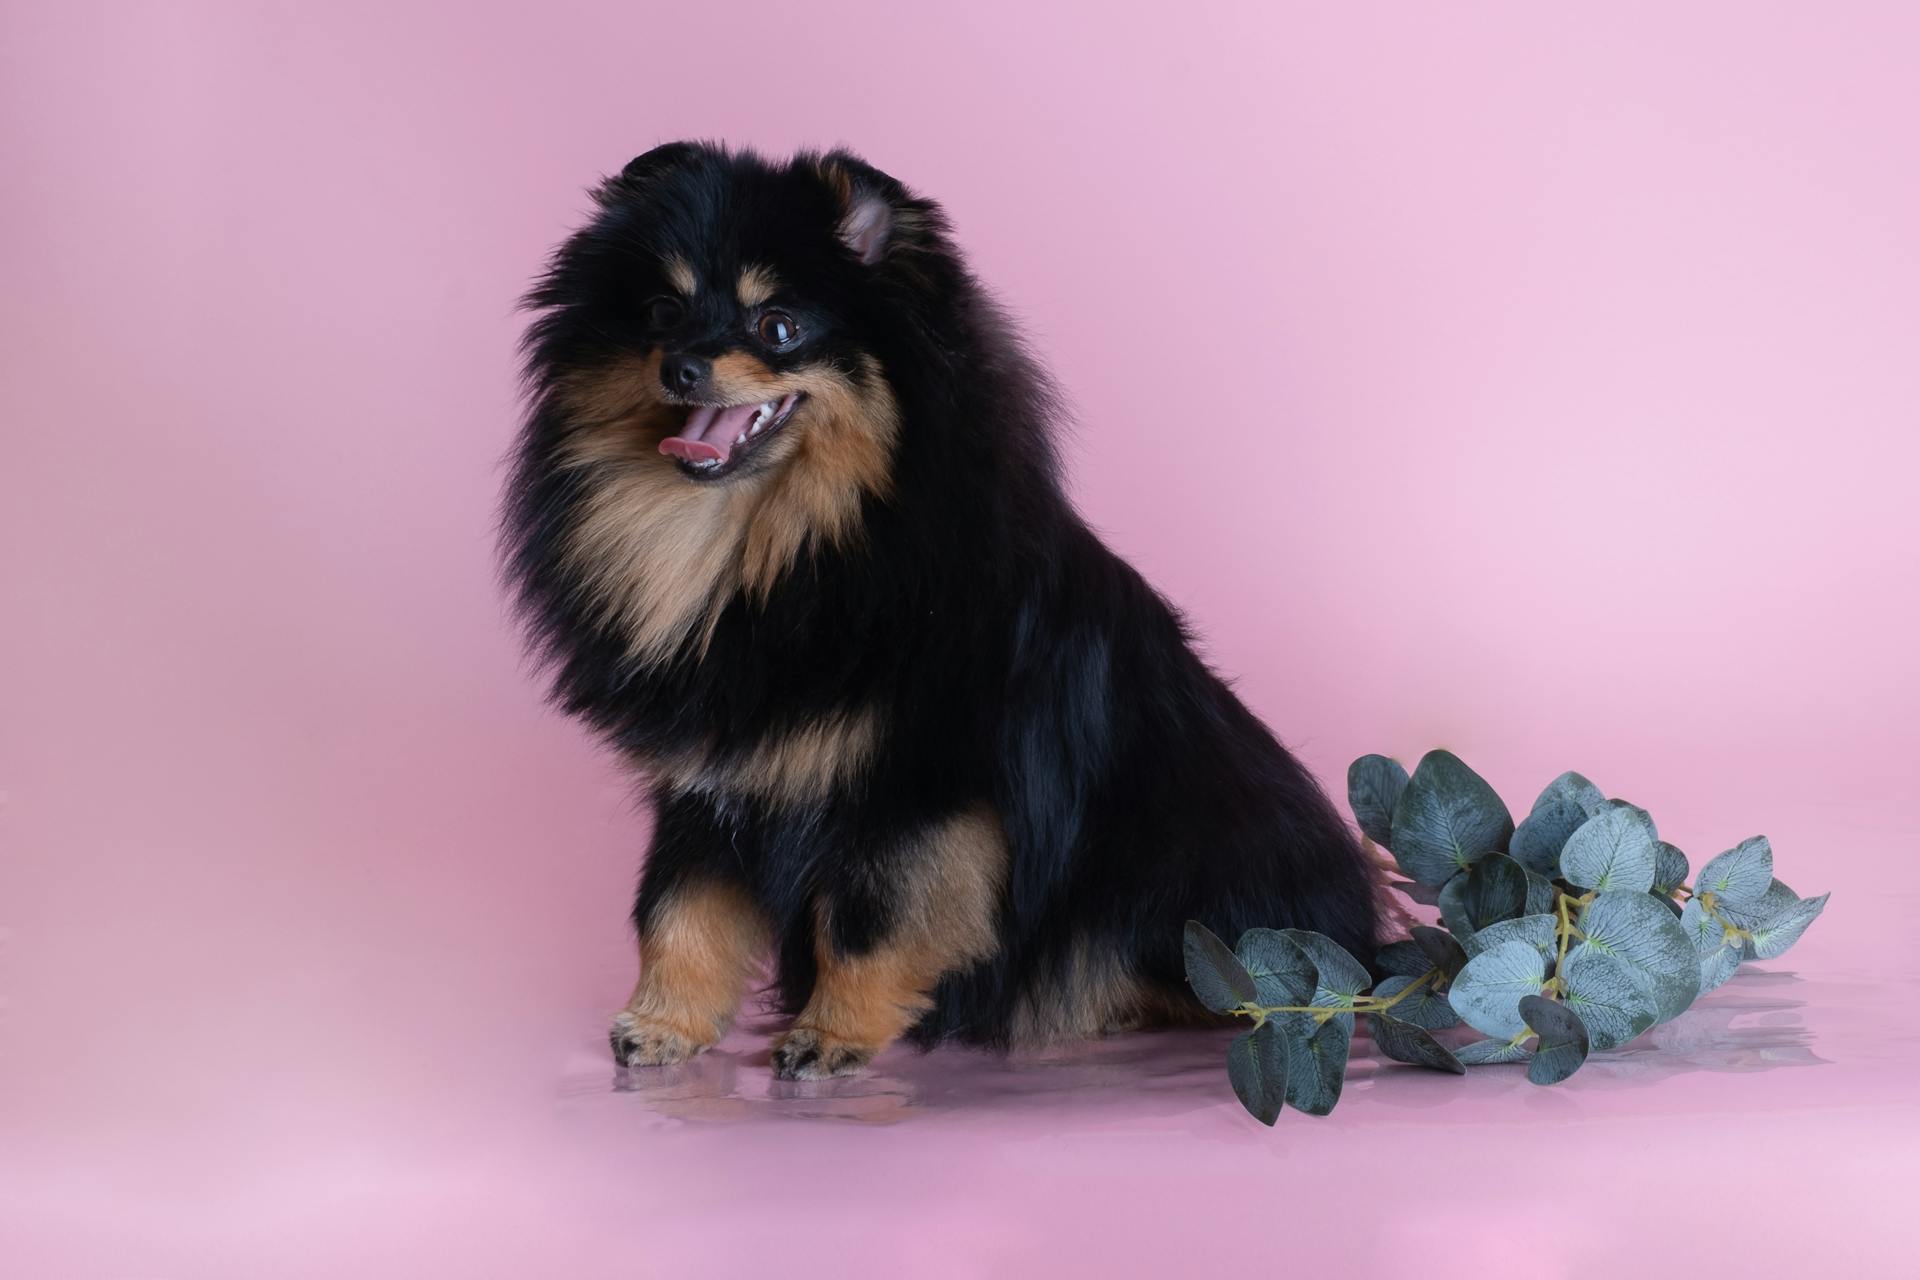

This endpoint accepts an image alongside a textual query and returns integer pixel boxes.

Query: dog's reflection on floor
[587,969,1836,1127]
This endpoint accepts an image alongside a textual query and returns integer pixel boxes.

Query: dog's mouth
[657,393,804,479]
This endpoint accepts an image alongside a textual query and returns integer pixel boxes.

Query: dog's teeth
[735,433,748,445]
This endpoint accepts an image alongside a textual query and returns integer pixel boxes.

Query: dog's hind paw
[610,1010,712,1067]
[769,1027,876,1080]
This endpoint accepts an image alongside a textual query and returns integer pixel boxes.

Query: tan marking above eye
[736,264,781,309]
[663,256,697,296]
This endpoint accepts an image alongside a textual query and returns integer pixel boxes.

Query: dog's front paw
[610,1010,713,1067]
[770,1027,877,1080]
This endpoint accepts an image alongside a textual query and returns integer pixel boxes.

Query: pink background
[4,3,1917,1276]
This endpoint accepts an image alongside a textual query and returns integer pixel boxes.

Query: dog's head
[526,142,944,491]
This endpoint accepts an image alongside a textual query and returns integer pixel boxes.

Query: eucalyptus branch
[1189,749,1830,1124]
[1230,970,1435,1022]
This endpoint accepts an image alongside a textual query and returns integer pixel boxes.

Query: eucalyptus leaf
[1721,877,1800,927]
[1698,939,1743,997]
[1438,855,1531,939]
[1756,877,1800,913]
[1374,940,1430,979]
[1520,995,1589,1086]
[1370,1014,1466,1074]
[1280,930,1370,998]
[1282,1018,1350,1116]
[1559,804,1659,893]
[1437,875,1473,940]
[1372,974,1460,1030]
[1226,1020,1288,1125]
[1558,946,1658,1050]
[1742,892,1829,961]
[1533,771,1607,819]
[1448,940,1548,1040]
[1682,899,1747,997]
[1510,798,1587,878]
[1278,929,1370,1034]
[1679,897,1726,958]
[1388,750,1514,886]
[1464,913,1557,965]
[1572,890,1700,1023]
[1524,869,1557,916]
[1718,877,1810,959]
[1455,1038,1534,1066]
[1411,924,1469,981]
[1234,928,1318,1009]
[1184,920,1256,1012]
[1348,754,1410,849]
[1652,842,1690,896]
[1371,973,1422,1001]
[1695,836,1773,911]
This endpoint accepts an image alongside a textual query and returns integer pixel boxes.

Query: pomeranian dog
[503,142,1383,1079]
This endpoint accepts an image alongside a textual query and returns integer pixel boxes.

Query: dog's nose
[659,352,710,396]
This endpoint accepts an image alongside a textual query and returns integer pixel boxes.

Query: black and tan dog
[503,142,1383,1079]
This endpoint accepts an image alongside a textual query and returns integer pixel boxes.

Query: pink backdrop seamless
[4,3,1917,1276]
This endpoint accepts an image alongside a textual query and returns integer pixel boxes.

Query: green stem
[1697,893,1755,945]
[1543,890,1591,1002]
[1232,969,1436,1023]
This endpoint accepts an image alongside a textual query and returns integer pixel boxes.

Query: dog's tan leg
[771,808,1005,1080]
[612,880,769,1067]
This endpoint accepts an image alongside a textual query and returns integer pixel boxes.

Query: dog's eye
[756,310,799,348]
[645,296,685,330]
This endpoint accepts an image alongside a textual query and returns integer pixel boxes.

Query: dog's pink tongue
[659,403,759,463]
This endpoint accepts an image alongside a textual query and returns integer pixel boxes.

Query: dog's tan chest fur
[643,707,882,805]
[552,351,900,666]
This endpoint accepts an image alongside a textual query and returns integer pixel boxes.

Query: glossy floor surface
[7,869,1914,1277]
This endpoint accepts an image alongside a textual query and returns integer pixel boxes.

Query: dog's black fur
[504,142,1382,1071]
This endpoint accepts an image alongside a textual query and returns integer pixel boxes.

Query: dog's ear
[814,151,935,268]
[838,187,892,266]
[621,140,706,185]
[596,140,715,205]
